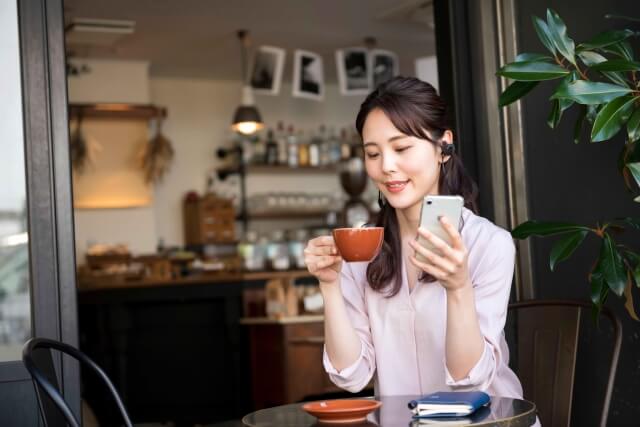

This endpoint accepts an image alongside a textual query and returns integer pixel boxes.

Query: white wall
[415,55,439,93]
[151,77,366,246]
[68,59,157,261]
[70,60,369,260]
[67,59,150,104]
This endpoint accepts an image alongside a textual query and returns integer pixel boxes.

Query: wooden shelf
[247,165,337,174]
[69,103,167,120]
[241,210,331,220]
[218,165,339,176]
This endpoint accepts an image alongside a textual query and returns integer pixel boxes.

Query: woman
[304,76,524,399]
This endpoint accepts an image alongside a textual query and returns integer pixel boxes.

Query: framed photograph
[292,49,324,101]
[250,46,285,95]
[336,47,371,95]
[370,49,399,88]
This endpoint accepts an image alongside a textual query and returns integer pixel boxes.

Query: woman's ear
[440,130,454,163]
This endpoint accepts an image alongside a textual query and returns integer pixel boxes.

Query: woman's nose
[381,153,397,174]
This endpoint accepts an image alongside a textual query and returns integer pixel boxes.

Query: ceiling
[63,0,436,82]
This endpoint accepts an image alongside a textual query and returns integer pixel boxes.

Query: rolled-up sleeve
[445,229,516,390]
[323,262,376,393]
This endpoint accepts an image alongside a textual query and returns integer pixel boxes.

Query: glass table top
[242,395,537,427]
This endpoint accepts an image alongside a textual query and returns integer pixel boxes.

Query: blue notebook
[408,391,490,418]
[409,405,492,425]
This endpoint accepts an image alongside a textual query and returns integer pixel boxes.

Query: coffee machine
[340,145,372,227]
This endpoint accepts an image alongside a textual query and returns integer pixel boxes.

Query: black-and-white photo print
[336,48,371,95]
[250,46,285,95]
[292,49,324,101]
[371,49,399,87]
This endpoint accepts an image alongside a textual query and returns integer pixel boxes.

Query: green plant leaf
[549,72,578,121]
[590,257,606,304]
[628,109,640,142]
[546,9,576,65]
[590,59,640,72]
[496,61,570,81]
[551,80,633,104]
[623,250,640,287]
[578,29,635,50]
[515,53,554,62]
[622,218,640,230]
[511,221,590,239]
[547,100,561,128]
[604,14,640,23]
[578,50,607,66]
[499,81,539,107]
[601,234,627,296]
[586,105,599,124]
[604,71,631,88]
[623,272,639,320]
[621,144,640,190]
[602,40,634,60]
[532,16,557,54]
[549,230,588,271]
[591,95,636,142]
[628,162,640,188]
[574,106,587,143]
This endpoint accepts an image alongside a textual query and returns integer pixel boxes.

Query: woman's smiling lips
[384,180,409,193]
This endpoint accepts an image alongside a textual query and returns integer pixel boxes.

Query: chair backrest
[22,337,132,427]
[507,300,621,427]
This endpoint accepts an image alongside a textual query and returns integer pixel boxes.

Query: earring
[378,191,386,208]
[442,143,455,156]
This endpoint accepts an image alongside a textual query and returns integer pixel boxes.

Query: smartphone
[415,195,464,262]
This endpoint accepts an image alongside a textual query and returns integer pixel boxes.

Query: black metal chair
[22,337,132,427]
[507,299,622,427]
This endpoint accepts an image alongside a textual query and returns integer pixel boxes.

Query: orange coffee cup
[332,227,384,262]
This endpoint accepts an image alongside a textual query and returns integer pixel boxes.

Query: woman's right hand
[304,235,343,284]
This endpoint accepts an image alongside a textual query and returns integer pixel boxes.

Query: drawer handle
[289,336,325,345]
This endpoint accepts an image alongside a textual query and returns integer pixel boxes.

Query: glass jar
[287,229,309,270]
[238,230,266,271]
[268,229,290,270]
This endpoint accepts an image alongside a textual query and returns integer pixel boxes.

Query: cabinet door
[284,323,341,402]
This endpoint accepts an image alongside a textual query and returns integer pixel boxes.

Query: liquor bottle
[316,124,328,166]
[328,127,341,164]
[287,125,298,168]
[265,129,278,165]
[297,129,310,167]
[309,128,321,167]
[340,128,352,161]
[276,121,288,165]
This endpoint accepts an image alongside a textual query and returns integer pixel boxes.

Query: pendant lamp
[231,30,264,135]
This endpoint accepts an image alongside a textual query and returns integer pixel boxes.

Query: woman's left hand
[408,216,471,292]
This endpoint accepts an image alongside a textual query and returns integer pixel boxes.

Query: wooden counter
[77,269,318,425]
[239,315,323,325]
[78,269,314,292]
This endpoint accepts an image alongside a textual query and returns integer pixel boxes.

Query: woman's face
[362,108,451,217]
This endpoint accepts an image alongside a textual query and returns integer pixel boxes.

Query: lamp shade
[232,106,263,135]
[231,85,264,135]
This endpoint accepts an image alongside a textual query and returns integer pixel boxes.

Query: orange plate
[301,399,382,424]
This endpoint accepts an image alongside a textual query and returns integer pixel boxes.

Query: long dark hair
[355,76,478,297]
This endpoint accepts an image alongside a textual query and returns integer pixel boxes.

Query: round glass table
[242,395,537,427]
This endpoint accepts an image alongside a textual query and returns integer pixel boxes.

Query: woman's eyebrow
[363,134,408,147]
[388,135,408,142]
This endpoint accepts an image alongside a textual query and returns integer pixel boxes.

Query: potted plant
[496,9,640,319]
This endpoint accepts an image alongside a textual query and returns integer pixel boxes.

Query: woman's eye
[365,152,380,159]
[396,146,411,153]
